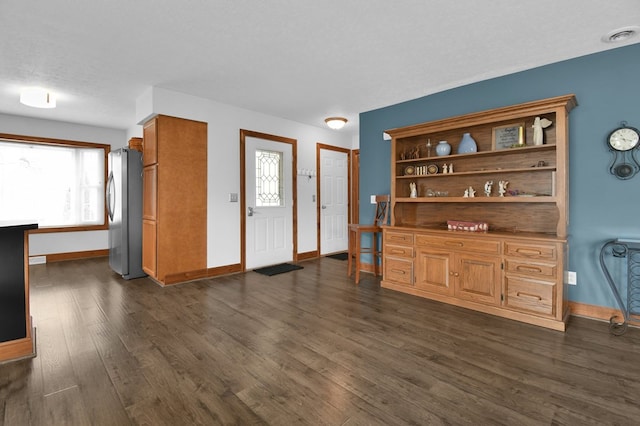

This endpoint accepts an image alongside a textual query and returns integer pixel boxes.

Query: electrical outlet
[370,195,376,204]
[229,193,238,202]
[566,271,577,285]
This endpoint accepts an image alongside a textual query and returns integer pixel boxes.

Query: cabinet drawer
[385,244,414,258]
[504,259,557,278]
[504,276,555,317]
[385,231,414,246]
[416,235,500,255]
[384,257,413,286]
[504,241,557,260]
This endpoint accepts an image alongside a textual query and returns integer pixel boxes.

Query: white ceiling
[1,1,639,134]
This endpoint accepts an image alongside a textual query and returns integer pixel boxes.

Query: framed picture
[492,123,524,150]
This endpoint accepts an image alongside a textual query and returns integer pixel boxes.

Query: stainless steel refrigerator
[107,148,146,279]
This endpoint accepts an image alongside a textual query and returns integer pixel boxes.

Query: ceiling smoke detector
[602,26,639,43]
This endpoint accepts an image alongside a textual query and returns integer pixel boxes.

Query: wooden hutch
[381,95,577,331]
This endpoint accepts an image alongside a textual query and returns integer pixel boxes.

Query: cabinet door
[142,118,157,166]
[142,165,157,221]
[454,254,501,305]
[142,219,157,277]
[415,249,454,295]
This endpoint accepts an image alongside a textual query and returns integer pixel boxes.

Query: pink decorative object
[447,220,489,232]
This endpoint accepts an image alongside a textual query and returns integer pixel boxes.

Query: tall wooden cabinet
[381,95,576,331]
[142,115,207,285]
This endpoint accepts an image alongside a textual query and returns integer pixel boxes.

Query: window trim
[0,132,111,234]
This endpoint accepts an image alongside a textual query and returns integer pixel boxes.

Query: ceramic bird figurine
[532,117,553,146]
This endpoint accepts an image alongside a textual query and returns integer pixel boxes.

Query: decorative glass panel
[255,149,284,207]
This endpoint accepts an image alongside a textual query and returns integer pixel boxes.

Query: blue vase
[457,133,477,154]
[436,141,451,156]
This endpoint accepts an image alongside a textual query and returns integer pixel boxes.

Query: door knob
[321,205,327,209]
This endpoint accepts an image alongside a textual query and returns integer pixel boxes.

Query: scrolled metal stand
[600,239,640,335]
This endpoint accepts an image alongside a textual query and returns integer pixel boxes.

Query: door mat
[326,252,348,261]
[253,263,303,276]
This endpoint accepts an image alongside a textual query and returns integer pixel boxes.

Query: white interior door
[245,137,293,269]
[320,148,348,255]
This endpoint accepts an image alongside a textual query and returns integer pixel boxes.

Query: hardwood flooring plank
[87,320,156,409]
[42,385,92,425]
[60,301,131,425]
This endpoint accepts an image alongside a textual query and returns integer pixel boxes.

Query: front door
[243,133,295,269]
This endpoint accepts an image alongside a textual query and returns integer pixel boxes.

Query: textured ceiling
[1,1,639,134]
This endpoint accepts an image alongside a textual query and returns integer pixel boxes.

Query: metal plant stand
[600,239,640,335]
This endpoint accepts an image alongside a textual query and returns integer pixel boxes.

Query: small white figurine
[468,186,476,197]
[532,116,553,146]
[443,163,448,174]
[498,180,509,197]
[484,181,493,197]
[448,163,453,173]
[409,182,417,198]
[463,188,469,198]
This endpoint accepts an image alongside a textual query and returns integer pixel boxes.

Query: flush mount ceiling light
[325,117,347,130]
[602,26,639,43]
[20,87,56,108]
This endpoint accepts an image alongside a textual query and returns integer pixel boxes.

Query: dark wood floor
[1,257,640,425]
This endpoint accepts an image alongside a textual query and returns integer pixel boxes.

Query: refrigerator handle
[106,171,115,221]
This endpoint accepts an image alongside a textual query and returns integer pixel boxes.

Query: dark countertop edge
[0,221,39,231]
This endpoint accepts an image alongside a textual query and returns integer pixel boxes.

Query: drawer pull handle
[446,241,464,247]
[391,269,406,275]
[515,248,543,255]
[516,291,542,301]
[516,265,543,273]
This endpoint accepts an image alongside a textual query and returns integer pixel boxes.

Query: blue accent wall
[359,43,640,309]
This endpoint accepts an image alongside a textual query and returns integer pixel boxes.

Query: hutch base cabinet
[382,95,576,331]
[382,227,569,331]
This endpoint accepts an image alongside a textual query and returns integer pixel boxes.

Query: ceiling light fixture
[20,87,56,108]
[602,26,639,43]
[325,117,347,130]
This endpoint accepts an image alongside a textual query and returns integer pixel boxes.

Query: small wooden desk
[0,221,38,363]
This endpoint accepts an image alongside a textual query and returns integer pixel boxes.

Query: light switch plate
[229,193,238,202]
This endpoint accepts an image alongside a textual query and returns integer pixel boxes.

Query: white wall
[136,87,353,267]
[0,112,127,256]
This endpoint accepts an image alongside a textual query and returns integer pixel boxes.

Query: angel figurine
[468,186,476,197]
[409,182,417,198]
[484,181,493,197]
[498,180,509,197]
[532,116,553,146]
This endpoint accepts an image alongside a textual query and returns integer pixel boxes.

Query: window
[0,135,109,230]
[255,149,284,207]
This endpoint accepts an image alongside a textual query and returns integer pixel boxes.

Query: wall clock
[607,122,640,180]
